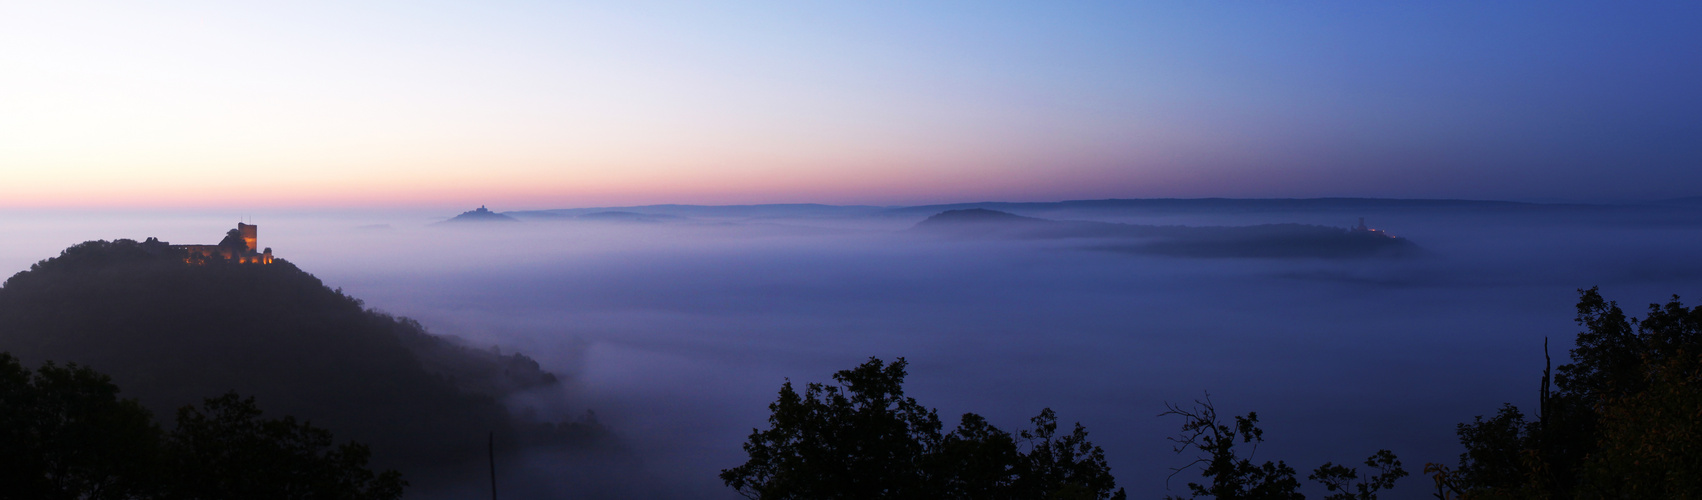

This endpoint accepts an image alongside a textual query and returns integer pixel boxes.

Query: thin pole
[489,431,498,500]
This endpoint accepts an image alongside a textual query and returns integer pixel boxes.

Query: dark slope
[0,239,588,484]
[913,209,1422,259]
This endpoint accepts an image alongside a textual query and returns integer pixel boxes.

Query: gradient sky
[3,2,1699,209]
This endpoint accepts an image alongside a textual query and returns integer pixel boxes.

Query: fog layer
[4,202,1699,499]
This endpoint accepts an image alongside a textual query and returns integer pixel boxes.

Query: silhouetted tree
[722,357,1125,499]
[721,358,943,499]
[1440,287,1702,498]
[1013,408,1124,500]
[163,393,406,500]
[0,353,161,500]
[1309,450,1406,500]
[932,413,1021,498]
[1161,397,1303,500]
[1,352,406,500]
[1161,396,1405,500]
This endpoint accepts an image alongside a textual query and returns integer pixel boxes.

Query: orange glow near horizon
[6,3,1687,208]
[0,142,1192,210]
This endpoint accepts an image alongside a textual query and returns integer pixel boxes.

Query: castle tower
[238,223,258,252]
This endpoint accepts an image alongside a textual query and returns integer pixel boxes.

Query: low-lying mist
[5,202,1700,499]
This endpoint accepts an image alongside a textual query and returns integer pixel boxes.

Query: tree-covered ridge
[0,239,588,481]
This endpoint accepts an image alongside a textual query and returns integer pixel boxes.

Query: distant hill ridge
[492,197,1667,222]
[913,208,1424,259]
[912,208,1049,226]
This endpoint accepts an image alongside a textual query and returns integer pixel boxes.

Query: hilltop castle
[173,223,274,264]
[1351,217,1390,237]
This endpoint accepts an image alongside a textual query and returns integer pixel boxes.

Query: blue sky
[1,1,1698,207]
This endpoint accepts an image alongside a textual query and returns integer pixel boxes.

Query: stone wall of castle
[173,223,274,264]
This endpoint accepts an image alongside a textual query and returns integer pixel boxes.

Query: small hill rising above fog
[438,205,519,224]
[914,208,1048,226]
[913,209,1423,259]
[0,239,590,488]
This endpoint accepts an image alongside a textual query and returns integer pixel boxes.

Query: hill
[0,239,595,492]
[437,205,519,224]
[913,209,1422,259]
[912,208,1049,226]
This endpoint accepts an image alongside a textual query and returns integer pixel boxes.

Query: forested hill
[0,238,586,485]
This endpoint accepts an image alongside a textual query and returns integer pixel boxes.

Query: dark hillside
[0,239,580,484]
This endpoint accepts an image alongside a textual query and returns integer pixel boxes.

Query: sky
[3,1,1700,209]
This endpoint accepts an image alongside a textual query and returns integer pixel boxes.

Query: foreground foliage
[721,357,1126,500]
[0,352,404,500]
[1161,397,1407,500]
[1435,287,1702,499]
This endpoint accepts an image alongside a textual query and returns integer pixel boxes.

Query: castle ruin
[173,223,274,264]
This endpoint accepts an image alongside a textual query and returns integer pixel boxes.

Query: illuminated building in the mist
[1351,217,1389,237]
[174,223,274,264]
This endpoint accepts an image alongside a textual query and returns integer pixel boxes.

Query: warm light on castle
[173,223,274,264]
[1351,217,1391,237]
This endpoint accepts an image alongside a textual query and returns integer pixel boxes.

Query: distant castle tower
[239,223,258,252]
[1351,217,1388,237]
[172,223,274,264]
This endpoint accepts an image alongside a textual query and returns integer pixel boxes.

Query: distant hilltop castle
[172,223,274,264]
[437,205,518,224]
[1351,217,1390,237]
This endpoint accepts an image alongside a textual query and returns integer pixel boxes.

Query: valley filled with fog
[4,200,1700,499]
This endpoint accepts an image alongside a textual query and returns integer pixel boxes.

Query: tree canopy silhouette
[722,357,1125,500]
[1435,287,1702,498]
[0,353,159,499]
[163,393,404,500]
[0,352,402,500]
[1160,396,1406,500]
